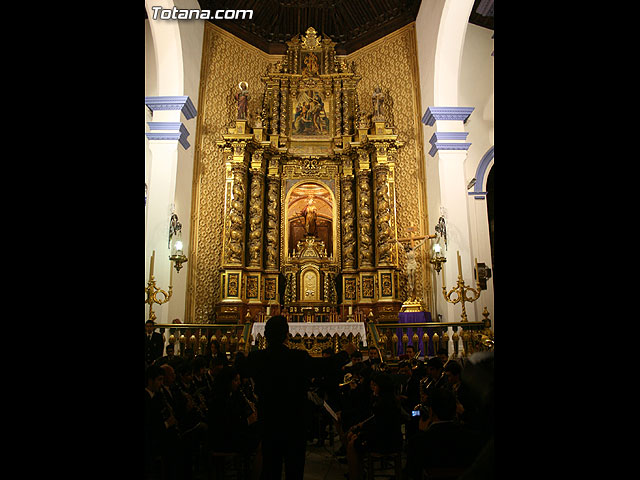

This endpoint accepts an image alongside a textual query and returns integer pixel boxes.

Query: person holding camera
[405,388,482,479]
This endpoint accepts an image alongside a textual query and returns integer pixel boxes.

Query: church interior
[145,0,494,478]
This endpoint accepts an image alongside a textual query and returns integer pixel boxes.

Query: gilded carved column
[341,174,357,270]
[280,80,289,137]
[265,170,280,271]
[357,169,374,268]
[336,83,343,136]
[247,150,265,269]
[374,164,395,266]
[224,161,248,266]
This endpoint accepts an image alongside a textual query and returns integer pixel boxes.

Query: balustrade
[154,323,252,357]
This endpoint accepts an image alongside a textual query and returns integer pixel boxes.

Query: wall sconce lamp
[429,215,447,274]
[429,241,447,273]
[169,213,188,273]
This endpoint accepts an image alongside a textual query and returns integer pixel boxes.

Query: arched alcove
[486,166,494,271]
[285,181,336,259]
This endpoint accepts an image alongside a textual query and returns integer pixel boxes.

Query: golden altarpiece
[212,27,412,324]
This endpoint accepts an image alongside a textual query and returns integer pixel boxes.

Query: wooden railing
[154,323,253,357]
[368,320,493,361]
[155,315,493,361]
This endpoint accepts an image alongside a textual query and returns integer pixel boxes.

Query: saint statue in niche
[299,196,318,236]
[372,86,384,118]
[235,81,249,120]
[288,183,333,257]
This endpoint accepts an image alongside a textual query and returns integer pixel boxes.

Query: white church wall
[144,0,204,325]
[170,0,204,323]
[459,23,494,327]
[415,0,494,333]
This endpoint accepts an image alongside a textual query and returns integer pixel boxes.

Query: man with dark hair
[405,388,482,479]
[145,365,178,479]
[145,320,165,366]
[247,315,356,480]
[422,357,448,399]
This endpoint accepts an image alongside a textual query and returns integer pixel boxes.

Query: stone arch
[145,0,184,97]
[470,146,494,198]
[433,0,476,107]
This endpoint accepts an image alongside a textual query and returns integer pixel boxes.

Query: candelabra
[441,251,481,322]
[145,250,173,322]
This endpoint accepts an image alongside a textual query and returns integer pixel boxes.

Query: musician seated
[207,366,259,455]
[145,365,179,480]
[192,356,214,403]
[346,372,403,480]
[153,343,176,367]
[350,350,364,367]
[363,346,381,368]
[421,357,448,402]
[444,360,478,428]
[173,360,208,437]
[404,388,483,480]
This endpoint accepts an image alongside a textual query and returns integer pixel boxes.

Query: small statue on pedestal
[235,81,249,120]
[372,87,384,119]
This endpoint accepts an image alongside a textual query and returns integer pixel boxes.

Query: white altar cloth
[250,321,367,346]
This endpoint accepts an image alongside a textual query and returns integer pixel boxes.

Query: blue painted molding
[146,121,191,149]
[429,132,469,145]
[422,107,474,126]
[469,146,494,198]
[468,191,487,200]
[428,142,472,157]
[145,96,197,120]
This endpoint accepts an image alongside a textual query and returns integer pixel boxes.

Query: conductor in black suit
[145,320,165,366]
[247,315,356,480]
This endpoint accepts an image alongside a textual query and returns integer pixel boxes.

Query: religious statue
[398,238,427,301]
[235,81,249,120]
[302,53,319,76]
[372,87,384,118]
[396,229,437,301]
[299,196,318,236]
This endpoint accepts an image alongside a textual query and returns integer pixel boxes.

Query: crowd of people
[145,317,494,480]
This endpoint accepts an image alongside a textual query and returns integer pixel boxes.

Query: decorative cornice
[428,132,469,145]
[422,107,474,126]
[144,96,197,120]
[428,142,472,157]
[146,121,191,149]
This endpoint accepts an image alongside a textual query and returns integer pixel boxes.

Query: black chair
[208,451,251,480]
[422,466,468,480]
[363,450,403,480]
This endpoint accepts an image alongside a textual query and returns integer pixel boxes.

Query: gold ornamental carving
[247,167,265,268]
[356,170,374,267]
[224,164,247,266]
[341,177,356,269]
[374,165,396,266]
[265,176,280,270]
[187,23,430,322]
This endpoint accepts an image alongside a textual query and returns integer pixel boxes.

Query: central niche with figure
[287,182,334,258]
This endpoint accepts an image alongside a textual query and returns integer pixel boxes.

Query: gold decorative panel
[346,24,430,310]
[187,24,275,322]
[187,23,431,322]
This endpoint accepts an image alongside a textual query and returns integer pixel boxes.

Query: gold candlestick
[441,250,482,322]
[145,250,173,322]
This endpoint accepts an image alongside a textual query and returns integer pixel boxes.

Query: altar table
[251,321,367,346]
